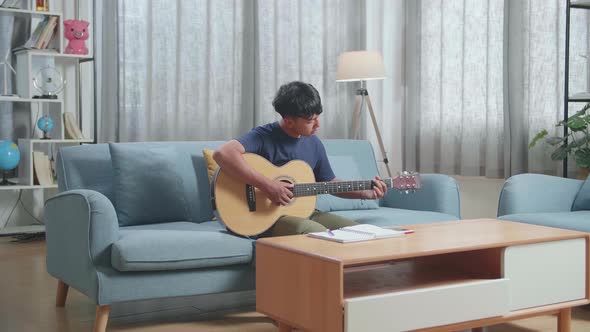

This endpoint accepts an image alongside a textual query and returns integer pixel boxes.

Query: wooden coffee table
[256,219,590,332]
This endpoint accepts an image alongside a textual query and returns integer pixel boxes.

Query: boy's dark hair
[272,81,323,119]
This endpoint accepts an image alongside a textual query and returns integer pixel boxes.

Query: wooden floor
[2,237,590,332]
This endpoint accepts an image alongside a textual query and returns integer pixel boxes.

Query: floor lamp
[336,51,391,177]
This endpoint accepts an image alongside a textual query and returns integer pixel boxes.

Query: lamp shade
[336,51,386,82]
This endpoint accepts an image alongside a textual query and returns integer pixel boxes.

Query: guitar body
[213,153,317,236]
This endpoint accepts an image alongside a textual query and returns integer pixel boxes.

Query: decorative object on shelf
[336,50,391,177]
[36,115,54,139]
[529,103,590,179]
[0,49,17,97]
[64,20,89,55]
[36,0,48,11]
[32,66,65,99]
[0,141,20,185]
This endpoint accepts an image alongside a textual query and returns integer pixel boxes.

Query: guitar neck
[292,179,393,197]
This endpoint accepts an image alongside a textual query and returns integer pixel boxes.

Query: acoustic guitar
[211,153,421,236]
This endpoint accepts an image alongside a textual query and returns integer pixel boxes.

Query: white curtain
[404,0,590,177]
[507,0,589,177]
[109,0,364,143]
[405,0,505,177]
[364,0,405,175]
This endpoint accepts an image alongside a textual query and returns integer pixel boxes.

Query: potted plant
[529,103,590,179]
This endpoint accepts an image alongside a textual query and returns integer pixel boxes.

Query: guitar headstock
[389,171,422,193]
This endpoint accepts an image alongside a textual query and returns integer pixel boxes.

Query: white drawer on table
[344,278,509,332]
[504,238,586,310]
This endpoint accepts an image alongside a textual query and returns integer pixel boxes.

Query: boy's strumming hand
[262,180,294,206]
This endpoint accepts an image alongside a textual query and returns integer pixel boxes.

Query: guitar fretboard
[292,180,392,197]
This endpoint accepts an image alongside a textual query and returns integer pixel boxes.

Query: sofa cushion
[572,177,590,211]
[112,221,253,272]
[330,207,458,227]
[498,211,590,232]
[316,155,379,212]
[109,143,190,226]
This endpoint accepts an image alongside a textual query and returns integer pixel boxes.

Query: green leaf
[574,148,590,168]
[545,136,565,146]
[529,129,549,149]
[566,117,587,131]
[550,146,568,161]
[570,136,589,148]
[573,103,590,117]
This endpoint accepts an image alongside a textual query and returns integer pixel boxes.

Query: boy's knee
[297,220,327,234]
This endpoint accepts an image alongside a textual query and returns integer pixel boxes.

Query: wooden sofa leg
[93,305,111,332]
[56,280,69,307]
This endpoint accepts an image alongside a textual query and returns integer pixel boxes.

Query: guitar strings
[291,180,379,197]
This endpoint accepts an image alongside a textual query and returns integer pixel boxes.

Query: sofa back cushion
[317,140,380,211]
[57,141,225,225]
[572,176,590,211]
[56,139,382,223]
[109,143,190,226]
[56,144,115,201]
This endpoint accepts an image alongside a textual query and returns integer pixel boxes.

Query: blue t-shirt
[236,122,335,182]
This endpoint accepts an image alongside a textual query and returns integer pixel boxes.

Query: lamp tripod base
[0,171,17,186]
[351,85,392,178]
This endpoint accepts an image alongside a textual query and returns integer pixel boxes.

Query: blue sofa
[497,173,590,231]
[45,139,460,331]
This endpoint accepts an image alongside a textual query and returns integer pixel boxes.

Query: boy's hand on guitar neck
[261,179,294,206]
[360,176,387,200]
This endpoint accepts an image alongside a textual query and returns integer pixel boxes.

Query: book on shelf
[35,16,58,49]
[63,112,85,139]
[20,15,58,50]
[308,224,413,243]
[23,17,47,49]
[33,151,54,185]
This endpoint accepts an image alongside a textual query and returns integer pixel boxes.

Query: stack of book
[0,0,21,8]
[33,151,54,185]
[63,112,85,139]
[20,16,58,50]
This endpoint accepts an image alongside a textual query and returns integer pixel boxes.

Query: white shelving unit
[0,0,95,191]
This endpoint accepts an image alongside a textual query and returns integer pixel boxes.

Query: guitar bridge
[246,184,256,212]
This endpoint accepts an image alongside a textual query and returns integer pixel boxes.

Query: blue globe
[0,141,20,171]
[37,115,54,134]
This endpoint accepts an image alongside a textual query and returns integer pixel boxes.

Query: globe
[37,115,54,139]
[0,141,20,171]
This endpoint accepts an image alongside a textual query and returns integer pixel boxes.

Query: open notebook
[308,224,411,243]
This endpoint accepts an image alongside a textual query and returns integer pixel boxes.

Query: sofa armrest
[45,189,119,301]
[381,174,461,218]
[497,173,583,216]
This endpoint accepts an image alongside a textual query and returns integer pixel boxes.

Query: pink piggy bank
[64,20,89,55]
